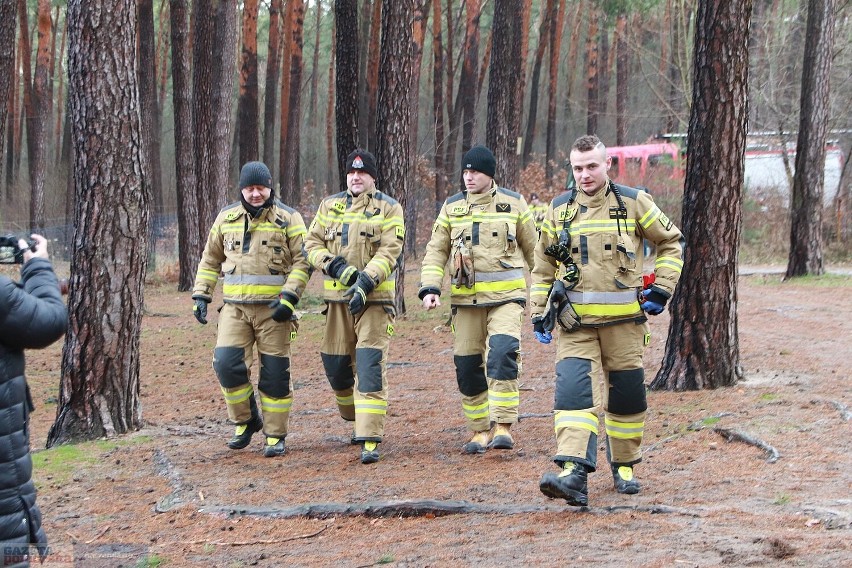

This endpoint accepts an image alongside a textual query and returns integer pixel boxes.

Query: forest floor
[21,265,852,567]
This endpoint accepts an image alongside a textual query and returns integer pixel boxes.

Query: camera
[0,235,37,264]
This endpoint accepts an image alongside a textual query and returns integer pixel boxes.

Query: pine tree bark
[375,0,414,315]
[785,0,835,278]
[485,0,522,188]
[545,0,566,186]
[262,0,281,171]
[138,0,163,263]
[521,0,553,167]
[209,1,237,205]
[48,0,150,445]
[584,7,599,135]
[237,0,260,164]
[334,0,359,187]
[651,0,752,391]
[366,0,382,151]
[615,13,628,145]
[0,0,15,196]
[281,0,304,206]
[27,0,53,231]
[431,0,445,214]
[458,1,480,154]
[170,0,200,291]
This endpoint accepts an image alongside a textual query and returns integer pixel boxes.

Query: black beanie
[345,149,378,179]
[462,145,496,178]
[239,161,273,190]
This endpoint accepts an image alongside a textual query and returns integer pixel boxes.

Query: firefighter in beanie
[304,149,404,464]
[531,135,684,506]
[419,144,537,454]
[192,161,311,457]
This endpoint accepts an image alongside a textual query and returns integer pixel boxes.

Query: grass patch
[744,273,852,287]
[773,494,791,505]
[32,435,153,486]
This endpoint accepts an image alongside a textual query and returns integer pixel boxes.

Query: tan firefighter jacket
[530,182,684,326]
[304,186,405,304]
[419,183,537,307]
[192,200,311,304]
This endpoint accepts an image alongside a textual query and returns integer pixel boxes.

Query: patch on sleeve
[659,212,672,230]
[432,222,441,233]
[395,226,405,239]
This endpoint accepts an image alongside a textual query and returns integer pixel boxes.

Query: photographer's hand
[21,234,47,263]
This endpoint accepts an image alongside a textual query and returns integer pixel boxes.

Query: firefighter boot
[612,465,640,494]
[489,423,514,450]
[227,414,263,450]
[361,441,380,464]
[539,462,589,507]
[262,436,286,457]
[462,430,491,454]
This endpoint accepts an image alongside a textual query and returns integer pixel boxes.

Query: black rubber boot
[539,462,589,506]
[263,436,286,457]
[612,465,640,494]
[361,441,380,464]
[227,414,263,450]
[462,431,491,454]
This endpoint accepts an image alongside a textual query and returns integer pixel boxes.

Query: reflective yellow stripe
[223,284,284,296]
[451,278,527,295]
[355,400,388,415]
[260,396,293,413]
[639,206,661,229]
[605,417,644,439]
[422,266,444,277]
[488,390,519,408]
[554,410,598,434]
[336,394,354,406]
[572,301,642,317]
[568,219,638,235]
[221,385,253,404]
[656,256,683,273]
[196,268,219,284]
[289,268,310,284]
[463,401,489,420]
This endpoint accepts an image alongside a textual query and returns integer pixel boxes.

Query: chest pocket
[264,231,290,273]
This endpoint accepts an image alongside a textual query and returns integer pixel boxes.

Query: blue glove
[640,289,666,315]
[532,316,552,344]
[192,296,210,324]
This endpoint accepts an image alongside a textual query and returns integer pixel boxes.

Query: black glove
[327,255,359,287]
[544,243,573,265]
[342,272,376,316]
[269,291,298,322]
[192,296,210,325]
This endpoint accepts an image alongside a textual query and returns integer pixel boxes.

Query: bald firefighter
[192,161,310,457]
[532,135,684,506]
[304,149,404,464]
[419,145,537,454]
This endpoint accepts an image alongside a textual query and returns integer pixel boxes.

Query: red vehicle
[606,143,683,183]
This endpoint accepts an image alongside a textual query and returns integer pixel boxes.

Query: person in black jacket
[0,234,67,567]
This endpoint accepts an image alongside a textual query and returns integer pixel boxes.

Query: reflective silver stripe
[477,269,525,283]
[223,274,286,286]
[567,290,638,304]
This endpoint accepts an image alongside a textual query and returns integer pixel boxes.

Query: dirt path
[23,271,852,567]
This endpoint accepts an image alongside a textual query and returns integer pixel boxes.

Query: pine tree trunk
[458,1,480,154]
[170,0,200,291]
[48,0,149,445]
[0,0,15,196]
[431,0,445,214]
[521,0,552,167]
[615,13,628,145]
[138,0,163,267]
[209,1,237,205]
[785,0,835,278]
[282,0,304,206]
[366,0,383,151]
[237,0,260,165]
[325,22,336,193]
[334,0,359,186]
[545,0,566,186]
[651,0,752,391]
[262,0,281,172]
[27,0,53,231]
[375,0,414,316]
[584,7,599,135]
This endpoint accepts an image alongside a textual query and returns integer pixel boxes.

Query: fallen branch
[646,412,735,453]
[713,427,780,463]
[181,525,329,546]
[198,499,696,519]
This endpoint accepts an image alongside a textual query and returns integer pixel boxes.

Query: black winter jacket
[0,258,67,563]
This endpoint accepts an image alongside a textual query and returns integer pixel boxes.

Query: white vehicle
[743,147,844,207]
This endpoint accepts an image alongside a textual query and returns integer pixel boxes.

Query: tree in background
[0,0,14,199]
[375,0,414,315]
[335,0,359,188]
[280,0,304,206]
[26,0,53,231]
[485,0,522,188]
[785,0,836,278]
[237,0,260,166]
[652,0,752,391]
[48,0,150,445]
[138,0,163,267]
[170,0,200,291]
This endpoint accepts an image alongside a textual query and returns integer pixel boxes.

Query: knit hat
[345,149,378,179]
[239,161,273,190]
[462,145,496,178]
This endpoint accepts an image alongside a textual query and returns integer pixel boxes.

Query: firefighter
[304,149,405,464]
[192,161,310,458]
[531,134,684,506]
[529,192,547,233]
[419,145,537,454]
